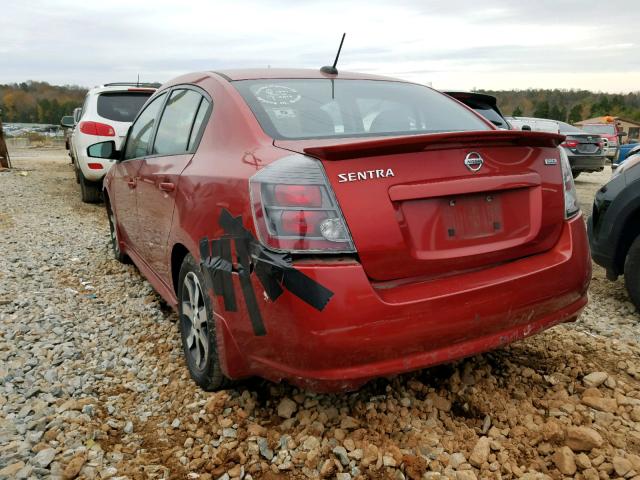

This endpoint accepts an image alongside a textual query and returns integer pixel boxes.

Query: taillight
[80,121,115,137]
[561,139,579,148]
[250,155,355,253]
[558,147,580,218]
[274,184,322,207]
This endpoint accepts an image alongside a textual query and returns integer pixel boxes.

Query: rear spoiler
[302,130,565,161]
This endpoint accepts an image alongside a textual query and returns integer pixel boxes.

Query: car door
[111,92,167,251]
[136,87,211,278]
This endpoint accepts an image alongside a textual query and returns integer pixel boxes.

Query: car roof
[87,84,158,95]
[209,68,404,82]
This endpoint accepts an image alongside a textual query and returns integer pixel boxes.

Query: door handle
[127,179,137,189]
[159,182,175,192]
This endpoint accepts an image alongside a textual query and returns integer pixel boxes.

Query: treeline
[478,89,640,123]
[0,81,87,124]
[2,81,640,127]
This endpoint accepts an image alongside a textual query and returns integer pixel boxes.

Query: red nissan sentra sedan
[87,69,591,392]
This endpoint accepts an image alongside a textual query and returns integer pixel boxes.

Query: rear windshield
[509,118,559,133]
[97,92,153,122]
[233,79,490,140]
[556,121,585,134]
[471,105,509,129]
[581,124,616,135]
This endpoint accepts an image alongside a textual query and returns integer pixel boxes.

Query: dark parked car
[86,69,590,392]
[444,92,511,130]
[508,117,605,178]
[556,121,606,178]
[589,153,640,308]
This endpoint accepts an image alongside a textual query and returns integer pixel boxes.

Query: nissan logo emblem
[464,152,484,172]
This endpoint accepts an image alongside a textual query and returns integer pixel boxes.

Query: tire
[79,169,102,203]
[572,171,581,179]
[624,235,640,310]
[106,200,128,264]
[178,254,231,391]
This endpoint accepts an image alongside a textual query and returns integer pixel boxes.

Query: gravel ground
[1,148,639,480]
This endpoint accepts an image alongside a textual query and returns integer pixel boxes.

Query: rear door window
[123,93,166,160]
[97,92,153,123]
[152,89,203,156]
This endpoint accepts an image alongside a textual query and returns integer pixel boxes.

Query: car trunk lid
[563,133,603,155]
[275,130,567,281]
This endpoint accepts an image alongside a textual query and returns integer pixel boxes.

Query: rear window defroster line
[199,208,335,336]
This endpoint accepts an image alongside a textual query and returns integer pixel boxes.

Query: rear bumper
[569,155,606,172]
[219,216,591,392]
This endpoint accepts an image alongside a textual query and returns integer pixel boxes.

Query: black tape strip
[219,238,237,312]
[200,208,336,337]
[254,250,284,301]
[233,233,267,336]
[220,208,335,309]
[209,239,225,295]
[282,268,334,311]
[199,236,238,312]
[199,236,210,265]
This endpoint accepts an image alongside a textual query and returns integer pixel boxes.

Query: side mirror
[521,125,532,131]
[60,116,75,128]
[87,141,120,160]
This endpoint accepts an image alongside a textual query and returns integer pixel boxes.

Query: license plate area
[442,192,503,240]
[577,144,598,154]
[397,187,536,260]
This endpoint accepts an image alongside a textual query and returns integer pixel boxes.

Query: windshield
[97,92,153,122]
[233,79,490,140]
[581,124,615,135]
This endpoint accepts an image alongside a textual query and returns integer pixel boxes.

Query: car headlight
[559,147,580,218]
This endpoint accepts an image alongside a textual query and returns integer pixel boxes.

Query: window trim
[121,92,168,162]
[146,84,213,160]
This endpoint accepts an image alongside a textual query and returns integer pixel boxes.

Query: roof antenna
[137,74,140,87]
[321,33,346,75]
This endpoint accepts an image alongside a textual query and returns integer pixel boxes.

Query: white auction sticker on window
[255,85,302,105]
[271,108,296,119]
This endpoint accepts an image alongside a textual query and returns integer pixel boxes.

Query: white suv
[70,83,156,202]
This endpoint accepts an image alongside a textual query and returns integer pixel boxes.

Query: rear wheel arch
[171,243,191,296]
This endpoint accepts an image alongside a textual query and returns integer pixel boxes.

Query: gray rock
[257,437,274,460]
[332,446,349,466]
[222,427,237,438]
[31,448,56,468]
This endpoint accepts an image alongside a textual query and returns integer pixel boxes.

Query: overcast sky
[2,0,639,92]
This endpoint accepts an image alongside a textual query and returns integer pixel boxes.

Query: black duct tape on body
[199,208,334,336]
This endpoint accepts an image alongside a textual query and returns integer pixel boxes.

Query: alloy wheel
[181,272,209,371]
